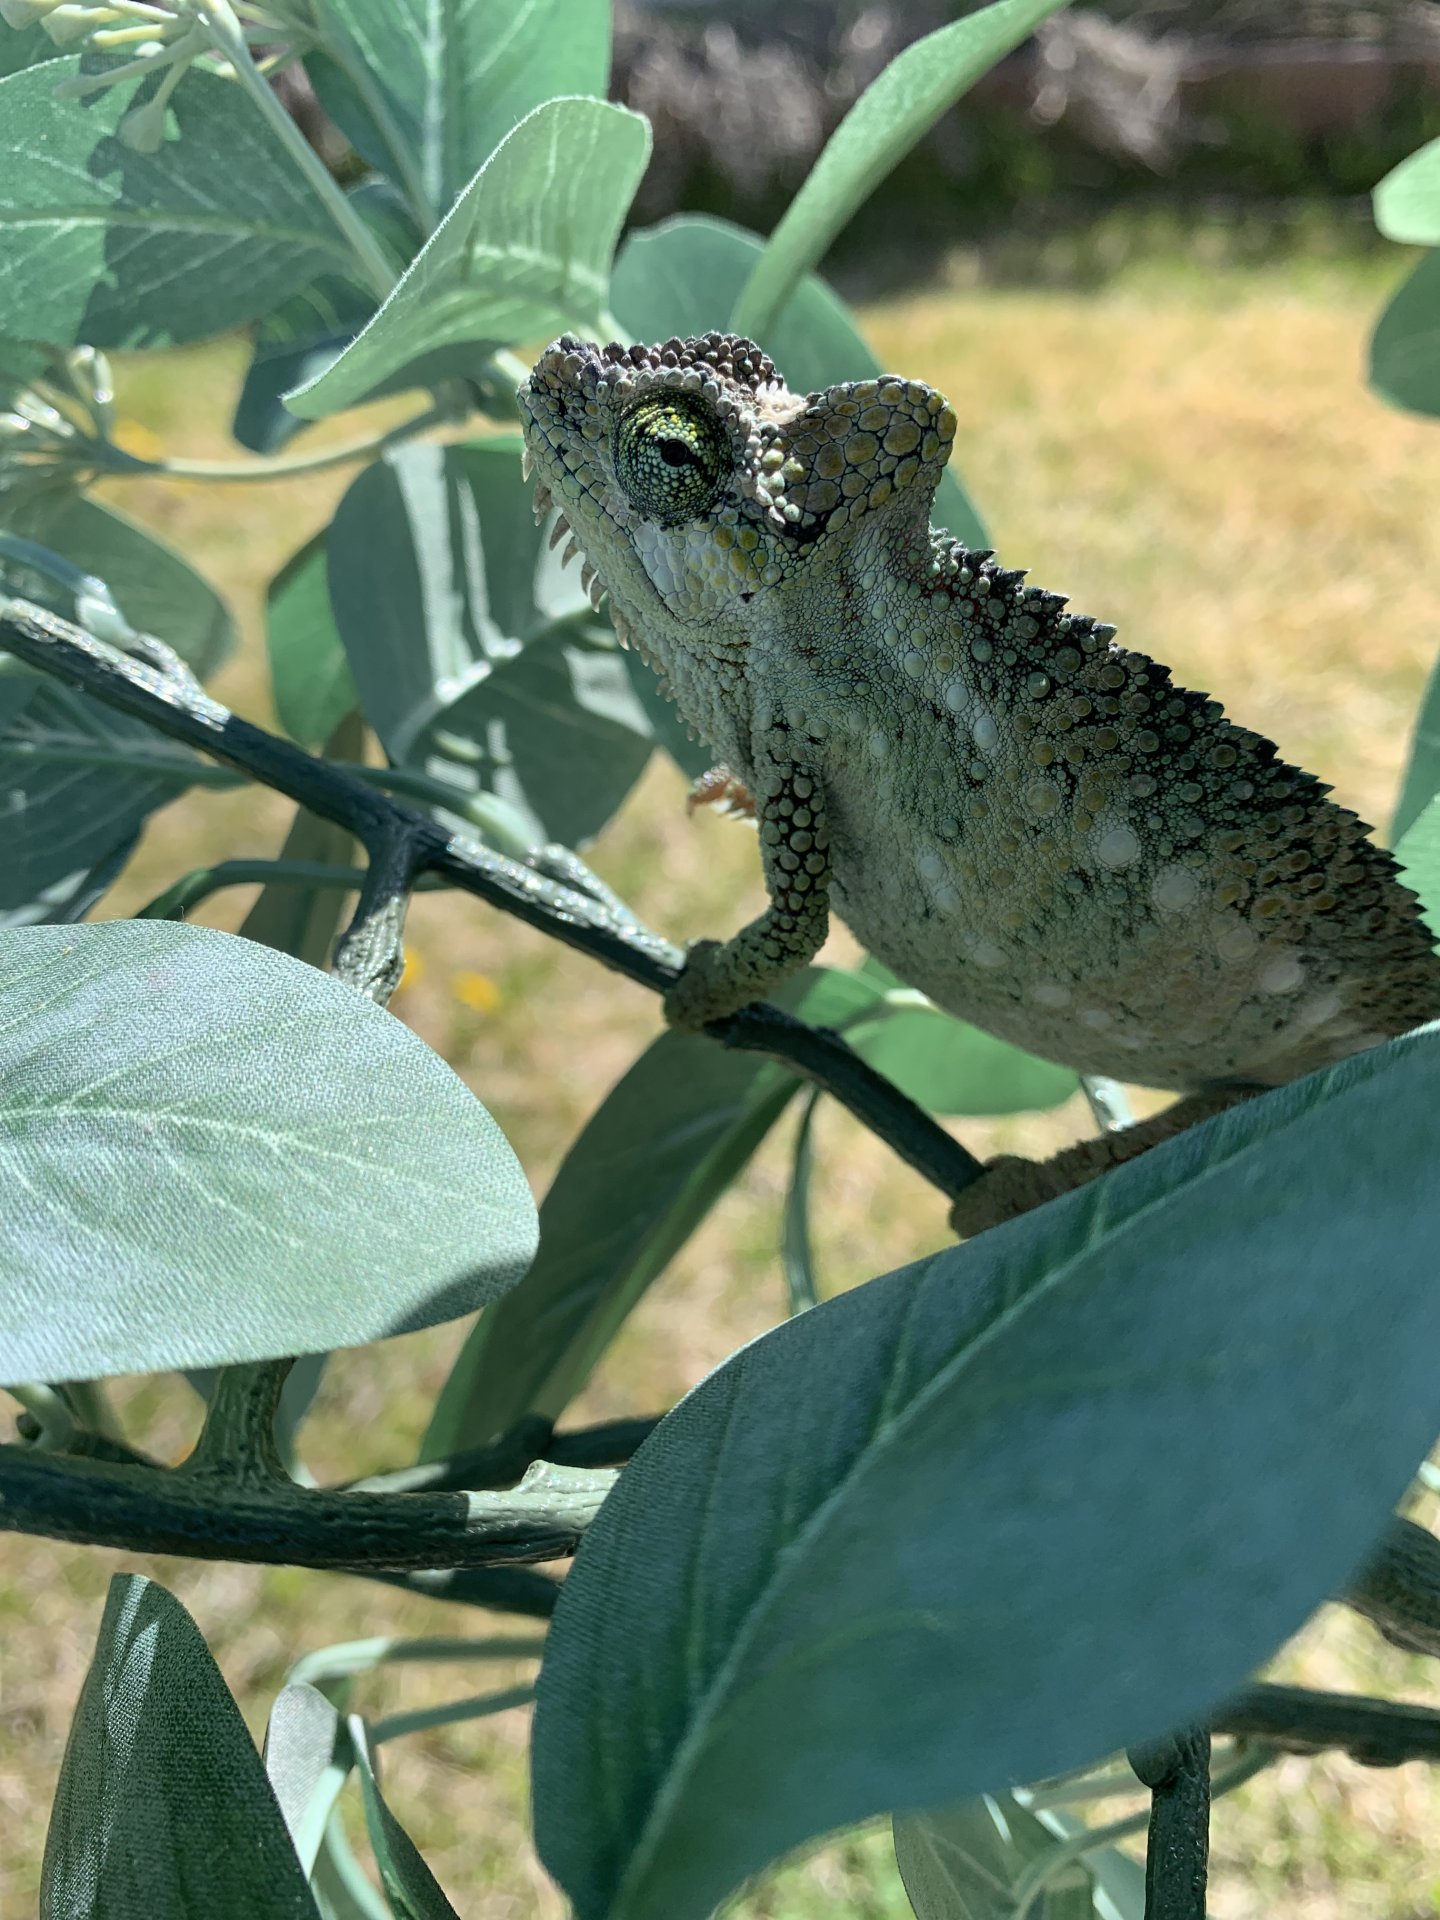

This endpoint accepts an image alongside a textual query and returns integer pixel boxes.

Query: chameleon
[518,331,1440,1231]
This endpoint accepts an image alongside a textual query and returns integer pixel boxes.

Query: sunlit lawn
[4,225,1440,1918]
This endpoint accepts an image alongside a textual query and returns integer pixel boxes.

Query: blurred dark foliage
[612,1,1440,252]
[276,0,1440,290]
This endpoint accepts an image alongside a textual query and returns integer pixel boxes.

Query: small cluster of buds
[0,1,312,150]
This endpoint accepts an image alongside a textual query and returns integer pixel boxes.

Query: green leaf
[349,1718,460,1919]
[1393,651,1440,843]
[239,806,358,972]
[7,493,234,675]
[265,1684,352,1880]
[853,1003,1079,1117]
[309,0,612,224]
[0,18,62,76]
[611,213,986,548]
[847,958,1078,1115]
[233,181,419,455]
[238,715,364,975]
[1369,249,1440,419]
[267,533,359,749]
[0,510,233,925]
[312,1814,396,1920]
[894,1797,1118,1920]
[327,438,650,845]
[0,919,537,1383]
[731,0,1070,342]
[41,1575,320,1918]
[423,967,882,1459]
[1395,793,1440,938]
[1374,137,1440,246]
[288,99,650,420]
[0,63,349,348]
[532,1025,1440,1920]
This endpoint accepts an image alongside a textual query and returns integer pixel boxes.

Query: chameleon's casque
[520,331,1440,1108]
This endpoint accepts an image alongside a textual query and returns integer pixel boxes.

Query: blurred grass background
[5,220,1440,1917]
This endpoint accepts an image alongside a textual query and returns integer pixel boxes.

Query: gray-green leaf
[1370,249,1440,420]
[267,533,358,749]
[287,99,650,420]
[309,0,612,225]
[1395,793,1440,938]
[894,1796,1131,1920]
[0,919,537,1383]
[350,1718,460,1919]
[0,63,350,347]
[1,506,233,926]
[1374,136,1440,247]
[732,0,1071,342]
[533,1025,1440,1920]
[327,438,650,845]
[41,1575,320,1918]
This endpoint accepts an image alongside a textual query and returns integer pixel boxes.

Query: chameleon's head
[518,332,957,656]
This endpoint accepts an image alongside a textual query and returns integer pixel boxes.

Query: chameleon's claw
[686,765,756,820]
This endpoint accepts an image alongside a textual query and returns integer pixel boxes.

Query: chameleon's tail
[949,1088,1248,1237]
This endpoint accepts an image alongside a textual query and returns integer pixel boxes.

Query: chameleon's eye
[614,394,726,525]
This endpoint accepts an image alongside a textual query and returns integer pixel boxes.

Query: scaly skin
[519,332,1440,1223]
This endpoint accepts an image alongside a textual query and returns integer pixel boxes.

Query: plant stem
[97,406,447,484]
[370,1683,535,1746]
[1214,1681,1440,1766]
[184,1358,293,1482]
[196,0,396,302]
[138,859,368,921]
[1129,1728,1211,1920]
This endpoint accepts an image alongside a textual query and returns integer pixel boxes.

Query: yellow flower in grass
[453,970,501,1015]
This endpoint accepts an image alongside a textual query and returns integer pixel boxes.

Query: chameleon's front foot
[663,939,741,1031]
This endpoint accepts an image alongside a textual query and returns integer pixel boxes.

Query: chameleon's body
[519,332,1440,1218]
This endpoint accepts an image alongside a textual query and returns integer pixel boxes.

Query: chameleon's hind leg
[949,1087,1251,1237]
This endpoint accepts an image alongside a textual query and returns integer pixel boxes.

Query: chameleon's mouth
[521,443,612,619]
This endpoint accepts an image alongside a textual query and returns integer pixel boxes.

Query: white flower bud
[118,91,169,152]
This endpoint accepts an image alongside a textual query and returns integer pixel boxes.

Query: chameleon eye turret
[614,393,727,525]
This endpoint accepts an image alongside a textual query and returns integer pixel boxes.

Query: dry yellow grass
[4,242,1440,1918]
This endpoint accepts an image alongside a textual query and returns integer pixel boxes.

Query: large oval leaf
[42,1575,320,1919]
[327,438,650,845]
[611,213,985,549]
[533,1026,1440,1920]
[1,510,233,927]
[1374,136,1440,247]
[0,920,536,1383]
[308,0,611,225]
[287,99,650,420]
[0,62,350,347]
[1370,248,1440,420]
